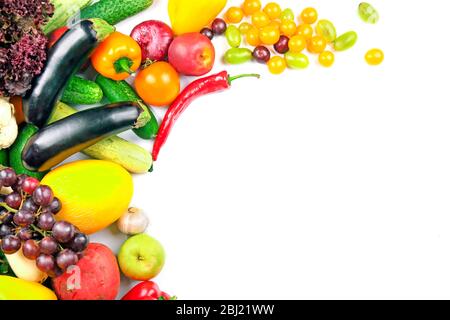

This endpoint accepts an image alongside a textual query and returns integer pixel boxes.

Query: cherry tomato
[252,11,270,28]
[319,51,335,67]
[135,61,180,107]
[239,22,253,35]
[288,35,306,53]
[365,48,384,65]
[296,24,313,39]
[307,35,327,54]
[225,6,244,24]
[242,0,261,16]
[259,25,280,45]
[246,25,261,46]
[300,7,318,24]
[263,2,282,20]
[268,20,281,31]
[267,56,286,74]
[280,19,297,36]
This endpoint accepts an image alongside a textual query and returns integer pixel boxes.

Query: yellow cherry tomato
[259,25,280,45]
[307,35,326,54]
[300,7,318,24]
[242,0,261,16]
[319,51,335,67]
[365,48,384,65]
[225,6,244,24]
[239,22,253,35]
[268,20,281,30]
[296,24,313,39]
[267,56,286,74]
[246,25,261,46]
[252,11,270,28]
[288,35,306,53]
[280,19,297,36]
[263,2,282,20]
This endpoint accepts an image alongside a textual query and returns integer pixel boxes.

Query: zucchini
[44,0,93,35]
[23,102,149,172]
[23,19,115,128]
[96,75,159,139]
[61,76,103,105]
[0,149,8,167]
[9,125,48,180]
[80,0,153,25]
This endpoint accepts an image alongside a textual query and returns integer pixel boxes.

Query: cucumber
[80,0,153,25]
[49,102,153,174]
[0,149,8,167]
[61,76,103,105]
[9,125,48,180]
[44,0,93,35]
[96,75,159,140]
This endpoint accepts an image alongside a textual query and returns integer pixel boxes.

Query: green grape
[359,2,379,24]
[316,20,337,43]
[280,8,294,21]
[333,31,358,51]
[285,52,309,69]
[225,25,242,48]
[224,48,253,64]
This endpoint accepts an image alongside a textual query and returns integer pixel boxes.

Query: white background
[87,0,450,299]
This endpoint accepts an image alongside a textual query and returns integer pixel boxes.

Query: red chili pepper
[121,281,174,300]
[152,70,260,161]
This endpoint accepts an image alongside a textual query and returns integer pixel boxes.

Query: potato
[52,243,120,300]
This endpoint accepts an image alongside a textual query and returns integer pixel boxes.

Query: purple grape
[2,212,13,225]
[0,224,12,237]
[68,233,89,252]
[52,221,75,244]
[76,252,84,260]
[211,18,227,35]
[36,254,55,273]
[253,46,271,63]
[17,227,34,241]
[274,35,290,54]
[0,168,17,187]
[5,192,22,209]
[48,197,62,214]
[12,174,27,192]
[22,198,39,213]
[39,236,58,255]
[56,249,79,271]
[200,27,214,40]
[22,240,40,260]
[13,209,35,227]
[37,212,56,231]
[1,235,21,254]
[48,266,63,278]
[32,185,54,207]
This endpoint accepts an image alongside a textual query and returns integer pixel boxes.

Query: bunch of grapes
[0,168,89,277]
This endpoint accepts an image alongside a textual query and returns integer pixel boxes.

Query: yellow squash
[0,276,57,300]
[168,0,227,35]
[41,160,133,235]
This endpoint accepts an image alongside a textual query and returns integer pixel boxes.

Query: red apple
[168,33,215,76]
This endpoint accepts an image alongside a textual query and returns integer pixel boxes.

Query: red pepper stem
[114,57,133,75]
[228,73,261,84]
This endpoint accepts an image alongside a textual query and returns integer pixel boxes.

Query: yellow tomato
[267,56,286,74]
[288,35,307,53]
[365,48,384,65]
[246,25,261,46]
[280,19,297,36]
[242,0,261,16]
[319,51,335,67]
[296,23,314,39]
[259,25,280,45]
[225,6,244,24]
[252,11,270,28]
[268,20,281,30]
[300,7,318,24]
[307,35,327,54]
[239,22,253,35]
[263,2,282,20]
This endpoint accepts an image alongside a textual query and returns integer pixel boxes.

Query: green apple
[118,234,165,281]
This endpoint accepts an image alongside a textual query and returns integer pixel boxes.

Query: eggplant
[22,102,149,172]
[22,19,115,128]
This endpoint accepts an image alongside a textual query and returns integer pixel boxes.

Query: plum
[130,20,174,62]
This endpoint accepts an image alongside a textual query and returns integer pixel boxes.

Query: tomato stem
[114,57,134,74]
[228,73,260,84]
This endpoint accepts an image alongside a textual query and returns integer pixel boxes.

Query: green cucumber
[9,125,48,180]
[0,149,8,167]
[95,75,159,140]
[80,0,153,25]
[61,76,103,105]
[44,0,93,35]
[49,102,153,174]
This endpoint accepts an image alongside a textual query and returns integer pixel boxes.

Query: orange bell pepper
[91,32,142,81]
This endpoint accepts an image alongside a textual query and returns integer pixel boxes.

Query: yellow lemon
[0,276,57,300]
[42,160,133,234]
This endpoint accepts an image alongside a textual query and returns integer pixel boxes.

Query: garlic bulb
[0,97,18,149]
[117,207,149,235]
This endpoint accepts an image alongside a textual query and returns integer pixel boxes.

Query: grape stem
[0,202,18,213]
[30,224,46,237]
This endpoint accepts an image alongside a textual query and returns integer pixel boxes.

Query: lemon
[0,276,57,300]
